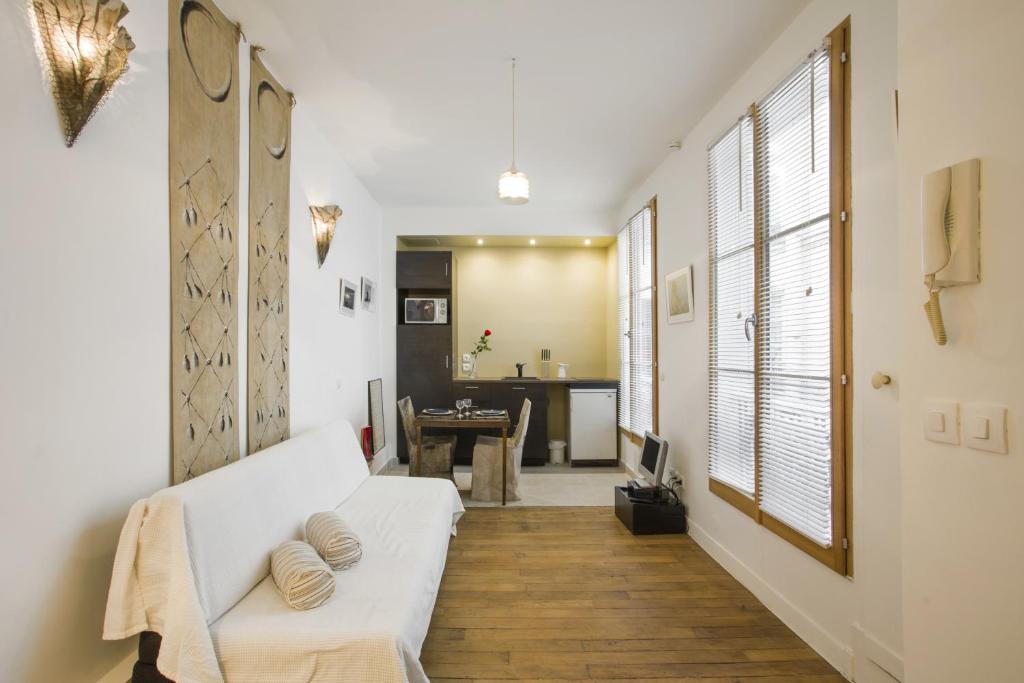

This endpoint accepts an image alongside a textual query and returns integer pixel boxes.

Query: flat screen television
[637,431,668,488]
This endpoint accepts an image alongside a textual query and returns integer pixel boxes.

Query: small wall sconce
[29,0,135,147]
[309,204,342,268]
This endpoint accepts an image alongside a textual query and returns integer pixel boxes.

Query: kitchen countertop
[452,377,618,385]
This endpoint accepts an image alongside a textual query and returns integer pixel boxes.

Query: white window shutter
[755,48,834,547]
[618,206,654,436]
[707,117,756,496]
[617,227,631,429]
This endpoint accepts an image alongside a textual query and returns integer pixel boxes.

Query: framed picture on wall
[666,266,694,323]
[360,276,376,312]
[339,278,357,316]
[367,378,385,455]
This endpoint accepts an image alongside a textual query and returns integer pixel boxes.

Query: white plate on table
[473,409,505,418]
[422,408,454,416]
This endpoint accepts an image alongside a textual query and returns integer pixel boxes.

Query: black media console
[614,486,687,535]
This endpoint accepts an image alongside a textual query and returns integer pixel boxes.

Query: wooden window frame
[708,19,851,575]
[618,197,659,444]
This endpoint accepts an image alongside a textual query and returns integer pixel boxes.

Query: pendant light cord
[511,57,517,171]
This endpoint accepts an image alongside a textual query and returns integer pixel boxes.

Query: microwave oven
[404,297,448,324]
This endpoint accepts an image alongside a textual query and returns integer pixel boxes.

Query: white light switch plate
[923,401,959,445]
[963,404,1008,454]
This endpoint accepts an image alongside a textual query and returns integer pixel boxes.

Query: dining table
[414,409,512,505]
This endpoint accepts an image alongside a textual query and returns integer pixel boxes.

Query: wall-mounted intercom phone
[921,158,981,345]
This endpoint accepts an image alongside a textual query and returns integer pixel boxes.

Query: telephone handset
[921,158,981,345]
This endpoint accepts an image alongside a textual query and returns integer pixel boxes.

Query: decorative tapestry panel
[169,0,240,483]
[247,47,292,452]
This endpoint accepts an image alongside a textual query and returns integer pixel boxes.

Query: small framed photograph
[339,278,357,316]
[665,266,694,323]
[360,276,376,312]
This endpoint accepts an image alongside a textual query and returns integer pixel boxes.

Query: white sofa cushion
[177,420,369,623]
[210,475,463,683]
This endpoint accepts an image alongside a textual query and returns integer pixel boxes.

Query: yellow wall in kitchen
[451,246,614,380]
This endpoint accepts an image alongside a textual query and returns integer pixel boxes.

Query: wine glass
[456,398,469,418]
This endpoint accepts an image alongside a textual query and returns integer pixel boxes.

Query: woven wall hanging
[247,47,293,453]
[169,0,240,483]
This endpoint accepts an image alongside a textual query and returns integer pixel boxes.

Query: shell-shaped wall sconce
[29,0,135,147]
[309,204,342,268]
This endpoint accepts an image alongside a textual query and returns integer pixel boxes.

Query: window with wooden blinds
[705,20,850,573]
[618,201,657,438]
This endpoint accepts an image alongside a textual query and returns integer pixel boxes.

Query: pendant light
[498,57,529,204]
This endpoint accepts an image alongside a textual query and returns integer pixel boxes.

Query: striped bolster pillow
[306,511,363,571]
[270,541,335,610]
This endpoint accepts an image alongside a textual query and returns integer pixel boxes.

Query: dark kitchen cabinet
[450,381,549,466]
[493,383,549,466]
[397,251,452,289]
[452,382,493,408]
[396,250,454,464]
[396,324,452,463]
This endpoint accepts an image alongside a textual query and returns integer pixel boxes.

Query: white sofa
[103,420,464,683]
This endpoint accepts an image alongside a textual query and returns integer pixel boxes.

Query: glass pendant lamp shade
[497,57,529,204]
[498,168,529,204]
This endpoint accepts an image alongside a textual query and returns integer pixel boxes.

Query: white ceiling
[226,0,807,211]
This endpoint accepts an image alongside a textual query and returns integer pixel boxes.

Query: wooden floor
[421,507,845,683]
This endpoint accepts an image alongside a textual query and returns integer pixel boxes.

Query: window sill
[618,427,644,447]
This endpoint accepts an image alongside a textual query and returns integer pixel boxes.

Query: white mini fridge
[568,387,618,463]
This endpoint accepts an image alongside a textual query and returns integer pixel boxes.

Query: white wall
[0,3,386,681]
[287,90,386,450]
[897,1,1024,681]
[616,1,901,680]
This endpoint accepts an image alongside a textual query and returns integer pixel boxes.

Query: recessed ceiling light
[476,238,484,245]
[584,238,592,246]
[529,238,536,246]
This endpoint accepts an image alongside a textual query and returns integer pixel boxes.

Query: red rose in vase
[468,329,493,378]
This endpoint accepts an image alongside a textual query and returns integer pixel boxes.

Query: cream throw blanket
[104,495,224,682]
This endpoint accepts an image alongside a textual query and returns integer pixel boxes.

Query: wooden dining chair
[471,399,531,502]
[398,396,456,480]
